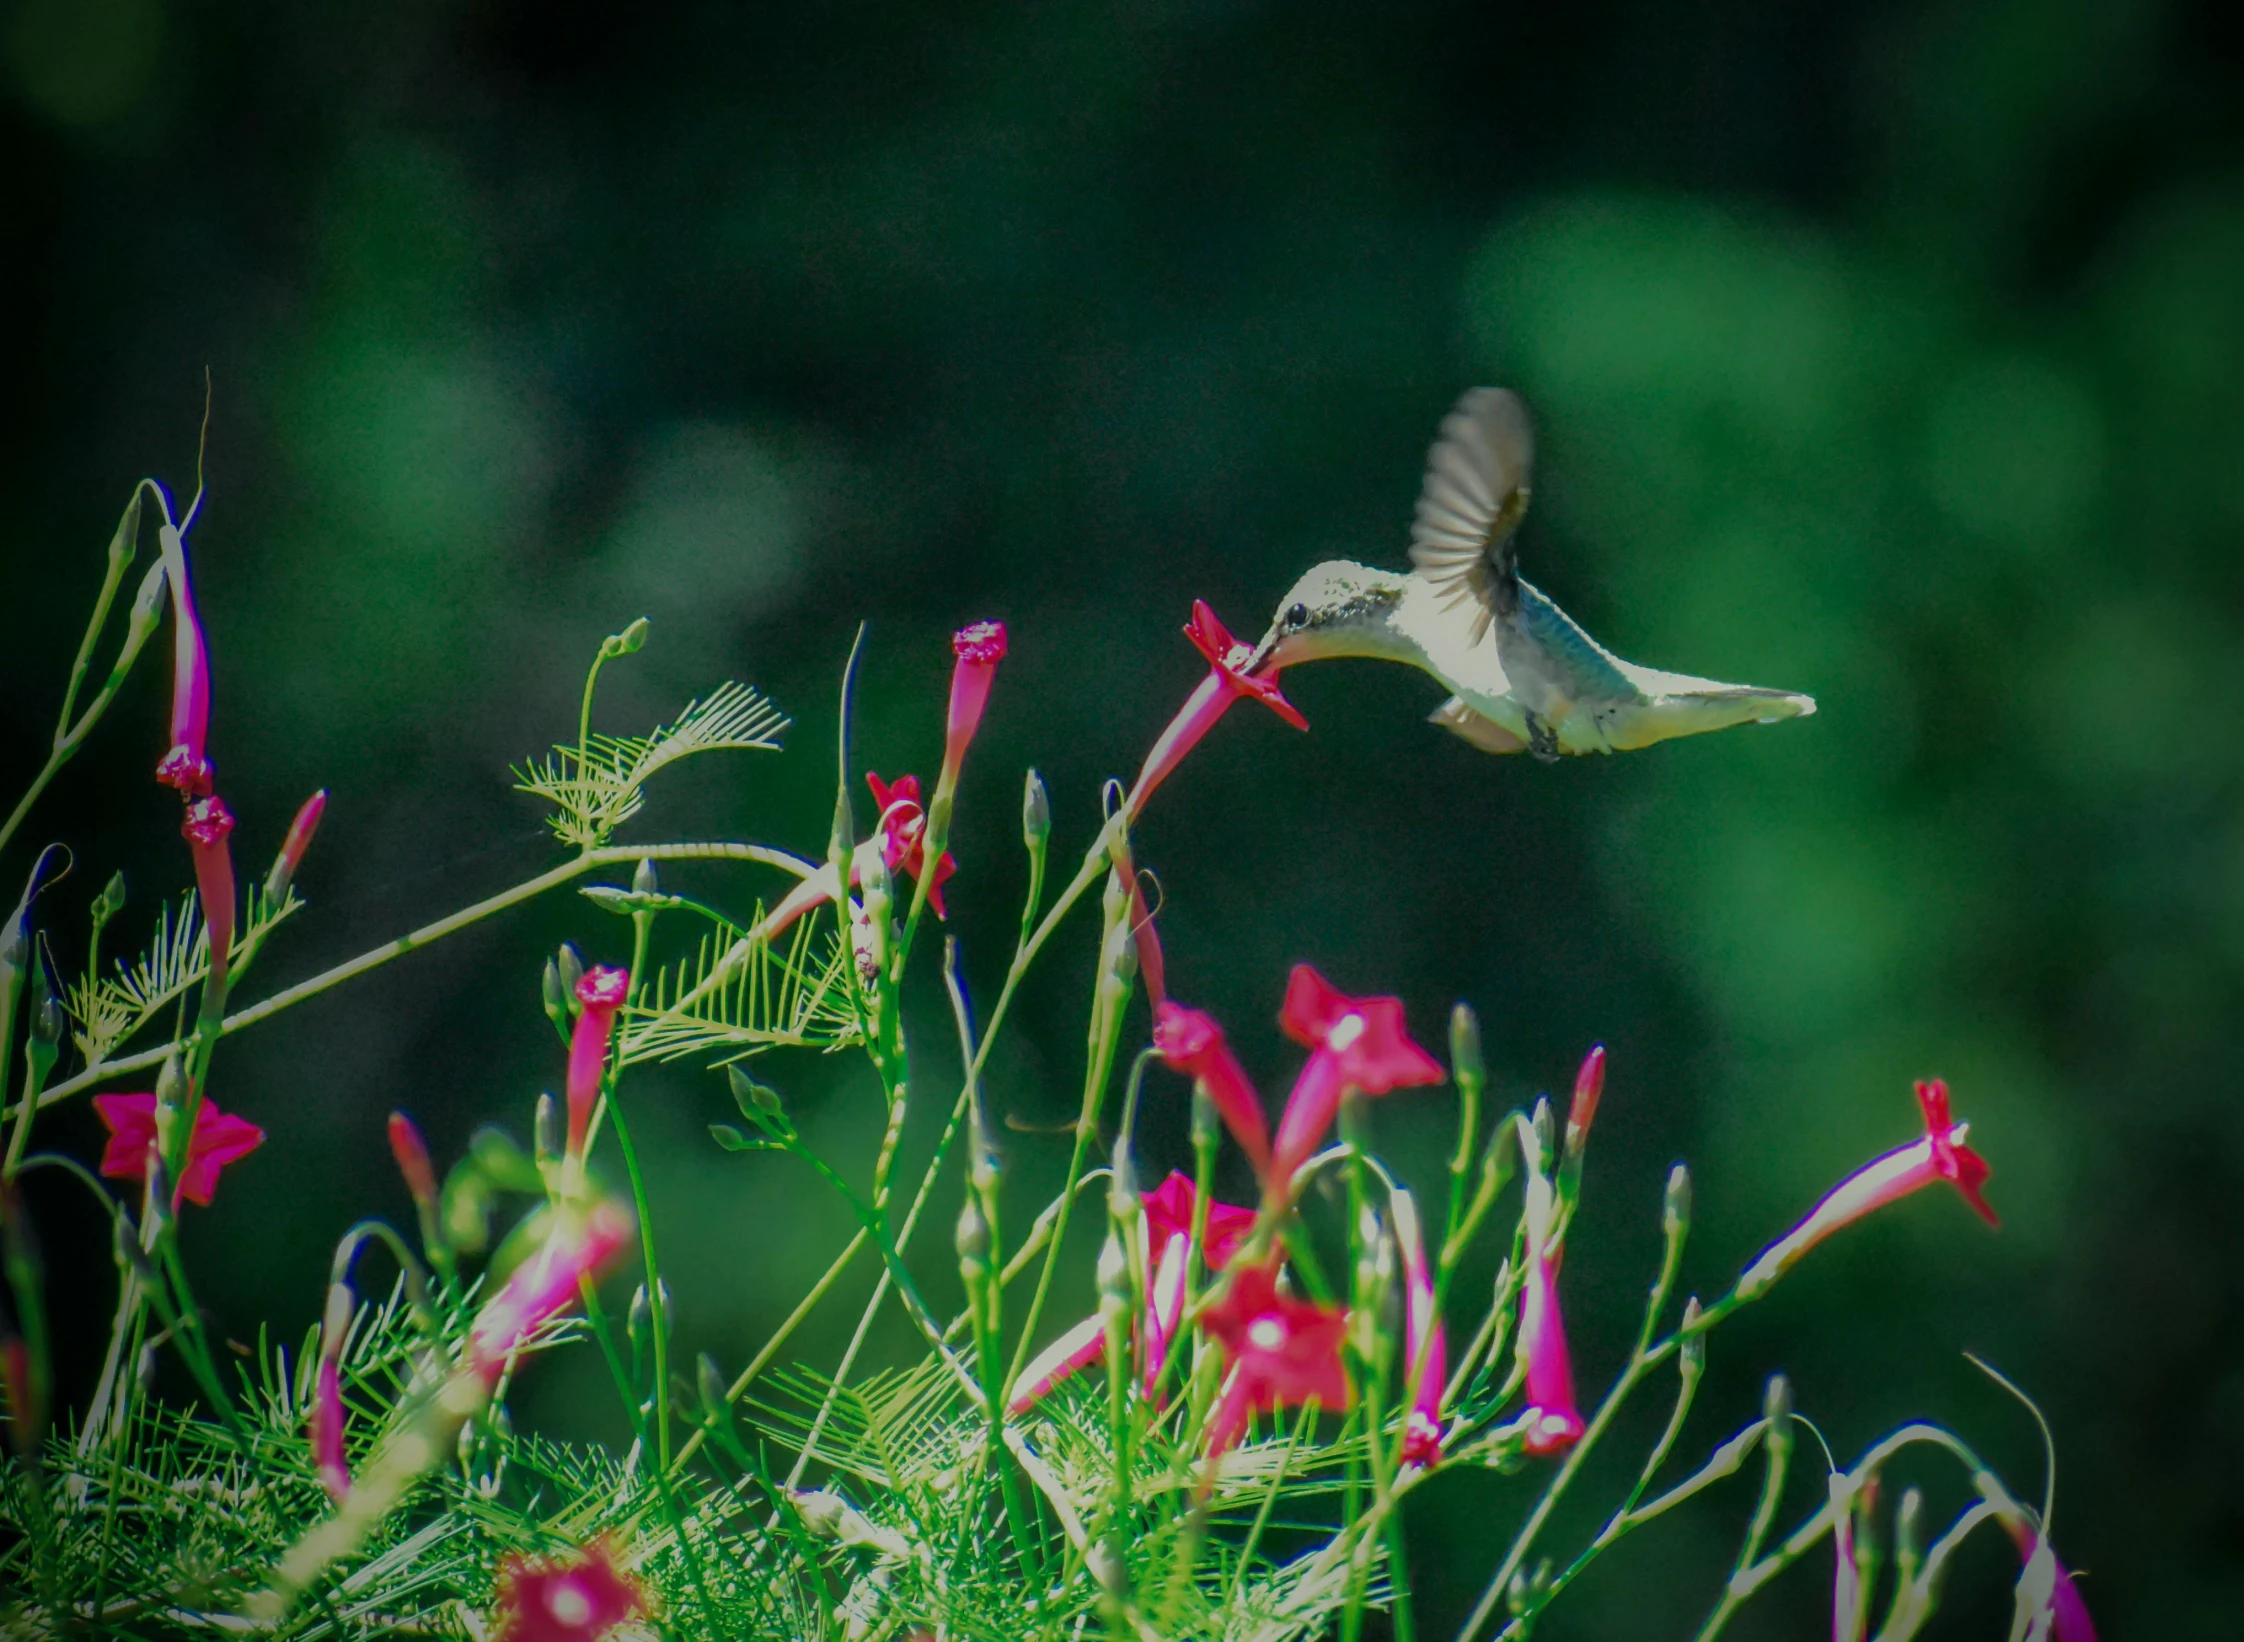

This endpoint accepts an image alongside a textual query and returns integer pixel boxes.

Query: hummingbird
[1246,388,1815,760]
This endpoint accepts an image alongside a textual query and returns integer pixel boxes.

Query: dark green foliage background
[5,0,2241,1634]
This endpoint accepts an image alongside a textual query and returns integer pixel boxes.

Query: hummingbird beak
[1242,623,1283,677]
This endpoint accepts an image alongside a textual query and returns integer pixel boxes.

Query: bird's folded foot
[1526,712,1560,764]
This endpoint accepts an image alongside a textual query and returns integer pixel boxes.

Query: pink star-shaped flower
[1268,964,1444,1189]
[867,772,958,917]
[94,1091,264,1206]
[1200,1261,1351,1457]
[492,1537,645,1642]
[1127,601,1309,817]
[1153,1001,1272,1179]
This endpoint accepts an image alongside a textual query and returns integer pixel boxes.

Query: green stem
[19,841,813,1117]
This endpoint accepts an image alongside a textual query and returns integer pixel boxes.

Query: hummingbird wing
[1428,694,1529,755]
[1408,388,1534,646]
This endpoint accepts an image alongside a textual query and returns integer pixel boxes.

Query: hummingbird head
[1247,560,1411,671]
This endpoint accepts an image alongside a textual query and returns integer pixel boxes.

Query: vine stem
[18,840,814,1116]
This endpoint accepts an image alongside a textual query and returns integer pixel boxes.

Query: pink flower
[868,772,958,917]
[1008,1173,1256,1413]
[1153,1002,1273,1179]
[564,967,629,1160]
[1739,1080,1995,1299]
[1998,1517,2098,1642]
[1392,1193,1447,1470]
[492,1537,645,1642]
[1268,964,1444,1191]
[263,789,327,902]
[467,1199,634,1387]
[1127,601,1309,818]
[941,621,1007,787]
[310,1354,350,1504]
[1517,1172,1583,1455]
[1201,1262,1351,1458]
[1141,1172,1256,1394]
[182,794,237,989]
[153,523,213,797]
[1103,827,1166,1009]
[387,1111,437,1210]
[93,1091,264,1206]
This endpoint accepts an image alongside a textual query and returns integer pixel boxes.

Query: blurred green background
[5,0,2241,1634]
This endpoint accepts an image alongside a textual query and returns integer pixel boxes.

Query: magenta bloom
[1740,1080,1996,1299]
[868,772,958,917]
[1141,1172,1256,1393]
[1008,1173,1256,1412]
[941,620,1007,787]
[94,1091,264,1206]
[467,1199,635,1388]
[1201,1262,1351,1459]
[1268,964,1445,1191]
[1127,601,1309,817]
[563,967,629,1160]
[153,522,214,798]
[311,1355,350,1503]
[1393,1194,1447,1470]
[1517,1173,1584,1455]
[182,794,237,988]
[492,1536,645,1642]
[1154,1002,1273,1178]
[264,789,328,901]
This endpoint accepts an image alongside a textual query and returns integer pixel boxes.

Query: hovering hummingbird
[1246,388,1815,760]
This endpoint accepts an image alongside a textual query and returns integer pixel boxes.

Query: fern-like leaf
[514,681,790,849]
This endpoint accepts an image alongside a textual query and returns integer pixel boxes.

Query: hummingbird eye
[1285,602,1309,629]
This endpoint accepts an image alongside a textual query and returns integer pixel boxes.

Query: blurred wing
[1408,388,1535,645]
[1428,695,1528,755]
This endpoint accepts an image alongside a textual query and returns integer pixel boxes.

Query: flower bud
[1023,769,1050,850]
[627,1282,673,1348]
[1095,1227,1131,1318]
[728,1064,783,1118]
[1763,1372,1793,1433]
[1450,1003,1484,1091]
[955,1196,991,1269]
[1895,1486,1924,1581]
[1531,1096,1556,1163]
[555,944,584,1010]
[321,1281,356,1352]
[125,559,167,642]
[1679,1297,1706,1379]
[95,870,128,924]
[611,617,650,655]
[1564,1045,1605,1152]
[632,857,658,897]
[262,789,327,904]
[541,958,568,1038]
[1663,1163,1692,1239]
[698,1353,730,1419]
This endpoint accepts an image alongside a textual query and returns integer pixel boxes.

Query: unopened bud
[1564,1045,1605,1153]
[262,789,328,903]
[29,990,62,1048]
[387,1112,438,1207]
[955,1196,991,1268]
[1095,1228,1130,1317]
[96,870,128,922]
[534,1093,559,1161]
[1663,1163,1692,1238]
[321,1282,355,1355]
[1679,1297,1706,1378]
[633,857,658,896]
[541,958,568,1036]
[728,1064,783,1117]
[1450,1003,1484,1090]
[1531,1097,1556,1162]
[555,944,584,1008]
[126,559,166,637]
[1108,1144,1139,1210]
[698,1353,729,1415]
[611,617,650,655]
[1022,769,1050,850]
[155,1050,190,1111]
[1763,1372,1793,1433]
[1895,1486,1924,1577]
[627,1282,672,1347]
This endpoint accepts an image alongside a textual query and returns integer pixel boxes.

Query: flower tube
[563,967,629,1160]
[310,1278,354,1504]
[1153,1002,1272,1178]
[182,794,237,990]
[1517,1167,1583,1455]
[1200,1262,1351,1459]
[1739,1080,1995,1300]
[1268,964,1444,1192]
[1126,601,1309,817]
[1391,1188,1447,1470]
[152,522,213,797]
[466,1199,635,1389]
[940,620,1007,788]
